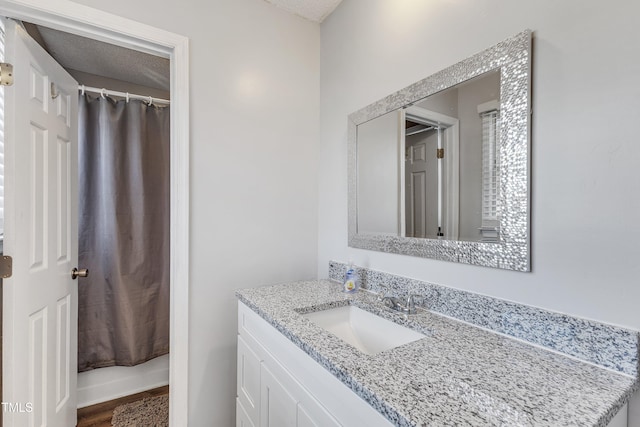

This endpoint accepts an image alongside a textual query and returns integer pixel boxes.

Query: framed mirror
[348,30,531,271]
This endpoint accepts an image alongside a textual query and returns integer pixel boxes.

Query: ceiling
[22,0,342,92]
[264,0,343,22]
[24,22,171,92]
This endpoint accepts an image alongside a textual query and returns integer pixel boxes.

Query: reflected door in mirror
[405,130,437,238]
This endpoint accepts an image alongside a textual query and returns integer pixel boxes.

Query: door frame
[0,0,190,425]
[402,106,460,240]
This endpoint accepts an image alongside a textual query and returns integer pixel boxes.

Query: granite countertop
[236,280,638,427]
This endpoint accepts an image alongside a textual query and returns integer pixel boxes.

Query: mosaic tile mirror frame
[347,30,532,271]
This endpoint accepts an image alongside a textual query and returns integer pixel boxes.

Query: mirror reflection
[356,70,501,242]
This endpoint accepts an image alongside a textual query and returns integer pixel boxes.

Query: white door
[405,132,438,238]
[2,19,79,427]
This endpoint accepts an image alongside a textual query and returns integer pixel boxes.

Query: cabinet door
[260,357,341,427]
[237,335,262,425]
[260,362,297,427]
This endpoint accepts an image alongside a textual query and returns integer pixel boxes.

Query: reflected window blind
[0,24,5,238]
[481,110,498,224]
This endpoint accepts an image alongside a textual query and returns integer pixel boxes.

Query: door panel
[29,307,47,427]
[29,123,48,269]
[56,137,71,263]
[55,294,71,411]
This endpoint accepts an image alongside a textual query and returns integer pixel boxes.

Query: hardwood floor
[76,385,169,427]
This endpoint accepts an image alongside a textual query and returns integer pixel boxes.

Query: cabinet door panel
[261,363,297,427]
[237,335,262,425]
[297,404,317,427]
[237,398,256,427]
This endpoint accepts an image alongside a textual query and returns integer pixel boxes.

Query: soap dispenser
[343,262,359,293]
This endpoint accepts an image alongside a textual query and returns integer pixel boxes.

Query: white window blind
[480,110,498,228]
[0,24,5,239]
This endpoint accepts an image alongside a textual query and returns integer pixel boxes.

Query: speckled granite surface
[236,280,638,427]
[329,261,640,378]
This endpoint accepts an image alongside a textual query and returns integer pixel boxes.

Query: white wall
[319,0,640,330]
[69,0,320,424]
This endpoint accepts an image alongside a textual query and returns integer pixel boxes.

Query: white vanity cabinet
[237,299,632,427]
[236,301,393,427]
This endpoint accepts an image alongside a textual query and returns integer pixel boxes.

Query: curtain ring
[81,84,85,96]
[148,96,153,106]
[101,88,107,99]
[126,92,130,103]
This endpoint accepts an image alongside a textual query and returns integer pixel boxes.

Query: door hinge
[0,255,13,278]
[436,148,444,159]
[0,62,14,86]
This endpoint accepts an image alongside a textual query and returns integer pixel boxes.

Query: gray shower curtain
[78,93,170,372]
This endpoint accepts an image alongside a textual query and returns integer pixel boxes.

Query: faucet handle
[377,285,391,300]
[404,294,424,314]
[382,296,400,310]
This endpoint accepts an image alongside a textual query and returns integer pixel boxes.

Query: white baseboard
[77,354,170,408]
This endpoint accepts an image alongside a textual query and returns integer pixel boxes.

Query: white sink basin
[302,305,425,355]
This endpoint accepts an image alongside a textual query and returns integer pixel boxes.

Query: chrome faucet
[377,286,422,315]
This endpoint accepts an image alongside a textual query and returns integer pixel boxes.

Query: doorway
[402,106,460,240]
[0,1,189,425]
[19,23,172,406]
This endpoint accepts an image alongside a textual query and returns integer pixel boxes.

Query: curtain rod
[79,85,170,106]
